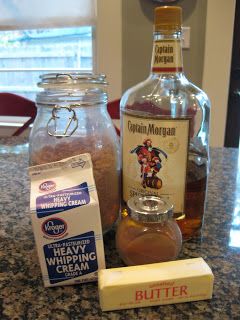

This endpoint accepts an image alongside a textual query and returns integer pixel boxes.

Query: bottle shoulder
[120,74,210,112]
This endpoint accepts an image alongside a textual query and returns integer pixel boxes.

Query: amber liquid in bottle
[177,155,208,239]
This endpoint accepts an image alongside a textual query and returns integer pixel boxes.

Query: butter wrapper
[29,153,105,287]
[98,258,214,311]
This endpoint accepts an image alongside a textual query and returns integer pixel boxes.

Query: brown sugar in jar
[116,196,182,266]
[29,73,120,233]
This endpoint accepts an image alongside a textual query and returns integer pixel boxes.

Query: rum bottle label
[151,40,183,73]
[122,113,189,213]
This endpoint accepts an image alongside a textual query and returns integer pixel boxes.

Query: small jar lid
[127,195,173,223]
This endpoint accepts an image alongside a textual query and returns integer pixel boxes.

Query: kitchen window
[0,26,93,101]
[0,0,122,136]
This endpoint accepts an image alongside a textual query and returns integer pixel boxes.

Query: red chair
[0,93,37,136]
[0,93,119,136]
[107,99,120,136]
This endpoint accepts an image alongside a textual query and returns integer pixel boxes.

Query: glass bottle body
[29,75,120,233]
[121,33,210,239]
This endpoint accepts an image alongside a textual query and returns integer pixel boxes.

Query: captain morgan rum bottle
[120,6,210,239]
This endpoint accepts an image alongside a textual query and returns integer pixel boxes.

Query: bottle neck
[150,30,183,76]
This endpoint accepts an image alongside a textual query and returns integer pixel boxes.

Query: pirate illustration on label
[130,138,167,189]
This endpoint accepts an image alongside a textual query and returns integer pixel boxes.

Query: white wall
[202,0,236,147]
[96,0,122,101]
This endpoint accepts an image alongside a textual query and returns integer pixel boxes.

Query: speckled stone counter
[1,137,240,320]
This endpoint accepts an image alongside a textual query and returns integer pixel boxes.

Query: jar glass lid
[127,195,173,223]
[38,73,108,88]
[36,73,108,105]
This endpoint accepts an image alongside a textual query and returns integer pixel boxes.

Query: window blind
[0,0,96,30]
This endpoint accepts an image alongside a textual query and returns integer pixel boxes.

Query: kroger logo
[42,218,67,238]
[39,180,56,193]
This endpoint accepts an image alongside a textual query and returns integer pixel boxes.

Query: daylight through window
[0,26,93,100]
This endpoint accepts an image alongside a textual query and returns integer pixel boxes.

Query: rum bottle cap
[154,6,182,32]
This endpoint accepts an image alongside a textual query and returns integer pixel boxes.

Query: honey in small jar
[116,196,182,266]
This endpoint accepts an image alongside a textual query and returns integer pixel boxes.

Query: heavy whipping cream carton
[29,154,105,287]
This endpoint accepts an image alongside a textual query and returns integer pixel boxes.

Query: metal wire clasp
[47,105,78,137]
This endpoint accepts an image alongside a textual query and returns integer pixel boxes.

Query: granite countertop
[1,137,240,320]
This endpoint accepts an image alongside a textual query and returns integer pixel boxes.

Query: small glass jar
[29,73,120,233]
[116,195,182,266]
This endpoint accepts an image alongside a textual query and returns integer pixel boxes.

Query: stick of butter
[98,257,214,311]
